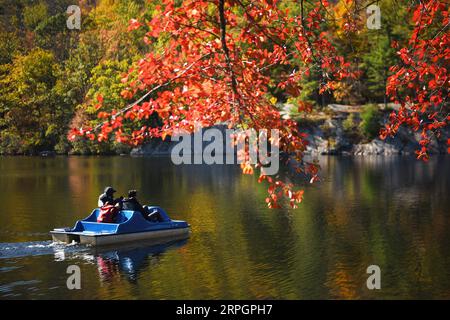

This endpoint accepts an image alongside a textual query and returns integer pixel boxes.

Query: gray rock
[353,139,402,155]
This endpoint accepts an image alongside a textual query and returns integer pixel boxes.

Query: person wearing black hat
[122,190,162,222]
[98,186,123,207]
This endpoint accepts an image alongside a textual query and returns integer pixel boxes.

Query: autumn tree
[380,0,449,160]
[70,0,357,208]
[70,0,448,207]
[0,49,71,154]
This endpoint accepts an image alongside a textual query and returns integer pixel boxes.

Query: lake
[0,156,449,299]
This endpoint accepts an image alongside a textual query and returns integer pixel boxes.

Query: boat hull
[51,227,190,246]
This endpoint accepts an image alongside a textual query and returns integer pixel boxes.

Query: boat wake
[0,235,189,261]
[0,241,87,260]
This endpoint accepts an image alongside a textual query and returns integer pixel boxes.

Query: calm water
[0,156,449,299]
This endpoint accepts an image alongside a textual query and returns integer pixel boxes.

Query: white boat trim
[51,227,190,246]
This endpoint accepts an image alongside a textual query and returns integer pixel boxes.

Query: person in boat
[98,186,123,207]
[122,190,162,222]
[97,200,119,223]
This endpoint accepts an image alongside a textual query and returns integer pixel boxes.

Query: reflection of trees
[1,155,448,298]
[296,156,450,299]
[84,239,188,296]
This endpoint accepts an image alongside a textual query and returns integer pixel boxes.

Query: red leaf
[128,19,142,31]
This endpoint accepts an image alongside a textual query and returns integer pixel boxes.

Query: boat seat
[115,210,134,223]
[82,209,134,224]
[79,221,118,233]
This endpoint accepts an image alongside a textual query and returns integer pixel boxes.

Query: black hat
[104,186,116,195]
[128,190,137,197]
[100,194,110,204]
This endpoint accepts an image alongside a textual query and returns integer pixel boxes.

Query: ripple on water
[0,280,42,294]
[0,265,22,273]
[0,240,85,260]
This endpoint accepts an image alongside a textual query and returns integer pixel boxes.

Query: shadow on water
[71,237,189,283]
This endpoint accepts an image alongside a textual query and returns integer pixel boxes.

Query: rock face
[351,127,448,155]
[131,111,449,156]
[130,125,230,156]
[353,139,402,155]
[304,118,353,155]
[302,117,448,156]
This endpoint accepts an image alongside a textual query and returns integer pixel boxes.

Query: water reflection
[0,156,449,299]
[94,239,188,283]
[55,238,189,284]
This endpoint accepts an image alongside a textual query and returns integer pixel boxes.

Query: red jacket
[97,205,119,223]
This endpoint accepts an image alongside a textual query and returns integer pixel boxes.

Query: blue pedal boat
[50,206,190,246]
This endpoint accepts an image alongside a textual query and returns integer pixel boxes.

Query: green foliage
[359,104,382,141]
[343,113,358,132]
[296,76,321,107]
[0,49,71,154]
[23,1,48,30]
[359,0,409,102]
[342,113,363,143]
[35,13,74,60]
[0,0,415,154]
[86,59,131,113]
[0,0,149,154]
[362,35,397,102]
[68,59,134,155]
[0,31,21,65]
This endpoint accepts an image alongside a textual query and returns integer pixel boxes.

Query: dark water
[0,156,449,299]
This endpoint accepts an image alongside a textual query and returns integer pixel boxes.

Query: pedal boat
[50,206,190,246]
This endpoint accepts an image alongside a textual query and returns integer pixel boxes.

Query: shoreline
[0,153,448,158]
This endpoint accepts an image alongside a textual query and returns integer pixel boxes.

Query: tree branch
[218,0,241,121]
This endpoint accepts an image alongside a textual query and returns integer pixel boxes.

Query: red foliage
[381,0,449,159]
[70,0,359,208]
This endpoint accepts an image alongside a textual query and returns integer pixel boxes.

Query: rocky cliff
[130,105,449,156]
